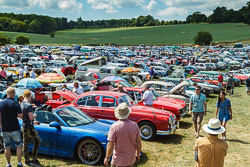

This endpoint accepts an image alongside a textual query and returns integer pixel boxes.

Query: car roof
[79,91,126,98]
[142,81,175,86]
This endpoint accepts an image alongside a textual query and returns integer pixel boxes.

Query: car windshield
[119,81,132,87]
[118,95,133,106]
[57,107,95,126]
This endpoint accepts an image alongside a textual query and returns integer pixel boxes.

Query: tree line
[0,2,249,35]
[186,2,250,24]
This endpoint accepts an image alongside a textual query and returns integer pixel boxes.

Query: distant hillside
[1,23,250,45]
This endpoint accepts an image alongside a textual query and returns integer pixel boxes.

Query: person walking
[215,91,232,140]
[29,69,36,79]
[18,67,24,80]
[24,64,29,78]
[226,75,234,95]
[0,87,24,167]
[217,73,224,90]
[194,118,228,167]
[189,86,207,138]
[149,67,154,80]
[245,76,250,95]
[104,102,142,167]
[138,85,153,106]
[21,90,41,166]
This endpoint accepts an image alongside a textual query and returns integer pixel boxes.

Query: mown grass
[0,86,249,167]
[1,23,250,45]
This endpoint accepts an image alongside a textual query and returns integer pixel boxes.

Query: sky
[0,0,248,21]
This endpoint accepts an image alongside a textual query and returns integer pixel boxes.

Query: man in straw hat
[194,118,228,167]
[104,102,142,167]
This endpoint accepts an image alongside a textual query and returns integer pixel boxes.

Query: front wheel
[138,122,156,141]
[76,139,104,165]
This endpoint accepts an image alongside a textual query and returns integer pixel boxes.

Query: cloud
[87,0,146,13]
[143,0,157,11]
[157,0,247,17]
[157,7,188,16]
[0,0,83,12]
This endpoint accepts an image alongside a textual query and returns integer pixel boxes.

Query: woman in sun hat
[194,118,228,167]
[104,103,141,167]
[215,91,232,140]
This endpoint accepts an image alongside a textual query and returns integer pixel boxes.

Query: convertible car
[59,91,177,140]
[0,106,111,165]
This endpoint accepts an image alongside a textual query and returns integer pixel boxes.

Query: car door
[34,112,70,157]
[99,96,117,120]
[76,95,102,118]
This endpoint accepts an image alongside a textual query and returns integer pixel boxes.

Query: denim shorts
[2,130,23,148]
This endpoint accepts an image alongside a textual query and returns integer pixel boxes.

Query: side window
[101,96,116,108]
[154,84,161,91]
[86,96,99,107]
[161,85,167,91]
[77,96,88,106]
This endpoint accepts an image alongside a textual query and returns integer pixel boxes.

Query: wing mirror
[49,121,61,130]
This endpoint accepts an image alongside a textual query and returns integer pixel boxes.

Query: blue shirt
[216,98,231,116]
[0,98,22,132]
[190,93,206,113]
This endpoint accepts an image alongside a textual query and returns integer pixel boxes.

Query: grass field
[1,23,250,45]
[0,85,250,167]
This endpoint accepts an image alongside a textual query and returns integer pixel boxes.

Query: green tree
[0,33,11,45]
[194,31,213,46]
[15,34,30,45]
[28,19,41,33]
[50,32,55,38]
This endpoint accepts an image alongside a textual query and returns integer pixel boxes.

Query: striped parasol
[36,73,66,83]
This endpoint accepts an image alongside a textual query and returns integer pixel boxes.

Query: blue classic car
[0,106,112,165]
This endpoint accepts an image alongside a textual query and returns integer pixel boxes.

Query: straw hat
[114,102,131,120]
[203,118,225,135]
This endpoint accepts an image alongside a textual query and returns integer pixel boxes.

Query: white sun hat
[203,118,225,135]
[114,102,131,120]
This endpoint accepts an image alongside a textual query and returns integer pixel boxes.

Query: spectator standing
[117,85,131,97]
[0,87,24,167]
[226,75,234,95]
[0,67,7,79]
[29,69,36,79]
[149,67,154,80]
[104,103,141,166]
[21,90,41,166]
[72,81,83,95]
[194,118,228,167]
[217,73,224,89]
[189,86,207,138]
[24,64,29,78]
[18,67,24,80]
[215,91,232,140]
[138,85,153,106]
[245,76,250,95]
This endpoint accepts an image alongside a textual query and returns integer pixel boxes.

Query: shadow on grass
[152,134,183,144]
[207,94,218,99]
[227,139,250,145]
[179,121,192,129]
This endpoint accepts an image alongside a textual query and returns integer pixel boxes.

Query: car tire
[0,136,4,153]
[138,121,156,141]
[76,138,104,165]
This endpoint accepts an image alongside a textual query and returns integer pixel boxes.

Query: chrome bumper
[156,123,178,135]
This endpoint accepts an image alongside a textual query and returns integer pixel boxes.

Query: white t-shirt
[24,65,28,73]
[143,90,153,106]
[73,85,84,95]
[30,70,36,78]
[18,68,24,78]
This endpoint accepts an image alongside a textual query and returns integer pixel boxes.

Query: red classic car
[59,91,177,140]
[113,87,187,120]
[232,75,248,84]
